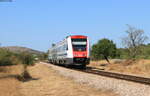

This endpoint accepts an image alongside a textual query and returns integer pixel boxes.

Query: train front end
[67,35,90,67]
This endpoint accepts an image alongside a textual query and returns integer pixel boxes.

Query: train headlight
[83,54,86,56]
[74,54,78,56]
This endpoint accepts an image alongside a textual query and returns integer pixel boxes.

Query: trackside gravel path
[42,62,150,96]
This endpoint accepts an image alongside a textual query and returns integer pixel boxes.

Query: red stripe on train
[73,51,87,58]
[71,35,87,39]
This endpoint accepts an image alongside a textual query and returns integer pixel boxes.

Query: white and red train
[48,35,90,68]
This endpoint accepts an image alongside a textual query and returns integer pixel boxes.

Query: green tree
[91,38,117,63]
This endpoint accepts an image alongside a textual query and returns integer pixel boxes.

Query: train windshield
[72,38,87,51]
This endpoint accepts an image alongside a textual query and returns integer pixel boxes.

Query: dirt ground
[0,64,117,96]
[0,65,23,96]
[89,59,150,77]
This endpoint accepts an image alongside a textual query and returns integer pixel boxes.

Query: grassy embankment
[89,59,150,77]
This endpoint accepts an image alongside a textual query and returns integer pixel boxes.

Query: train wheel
[65,64,70,68]
[80,64,86,69]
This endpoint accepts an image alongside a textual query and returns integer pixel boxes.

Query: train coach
[48,35,90,68]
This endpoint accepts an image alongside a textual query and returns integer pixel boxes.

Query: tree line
[91,25,149,61]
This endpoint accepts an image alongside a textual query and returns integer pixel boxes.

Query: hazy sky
[0,0,150,51]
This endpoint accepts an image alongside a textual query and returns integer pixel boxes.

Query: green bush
[0,49,16,66]
[0,48,35,66]
[19,52,35,66]
[117,44,150,59]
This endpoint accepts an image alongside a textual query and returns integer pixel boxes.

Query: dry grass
[0,63,117,96]
[0,78,21,96]
[0,64,24,74]
[20,64,117,96]
[89,59,150,77]
[0,65,23,96]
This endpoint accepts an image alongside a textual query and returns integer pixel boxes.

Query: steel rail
[78,67,150,85]
[44,62,150,85]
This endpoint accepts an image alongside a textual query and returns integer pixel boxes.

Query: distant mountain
[1,46,44,55]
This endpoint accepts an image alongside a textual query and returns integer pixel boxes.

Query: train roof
[50,35,88,49]
[66,35,87,38]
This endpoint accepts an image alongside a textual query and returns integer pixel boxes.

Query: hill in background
[1,46,44,55]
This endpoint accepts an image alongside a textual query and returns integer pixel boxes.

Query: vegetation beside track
[89,59,150,77]
[91,25,150,62]
[0,48,47,81]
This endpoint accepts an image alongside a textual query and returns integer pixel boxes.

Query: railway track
[44,62,150,85]
[77,67,150,85]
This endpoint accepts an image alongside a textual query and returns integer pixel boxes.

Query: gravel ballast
[42,62,150,96]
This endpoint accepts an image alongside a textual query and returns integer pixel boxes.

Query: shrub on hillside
[19,52,35,66]
[0,49,21,66]
[0,48,35,66]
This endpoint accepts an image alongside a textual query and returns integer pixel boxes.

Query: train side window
[66,44,68,50]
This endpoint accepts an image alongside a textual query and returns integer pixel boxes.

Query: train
[48,35,90,68]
